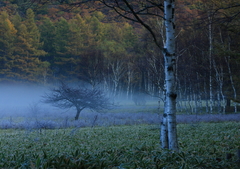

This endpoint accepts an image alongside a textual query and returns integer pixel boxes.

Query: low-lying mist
[0,84,240,129]
[0,84,47,115]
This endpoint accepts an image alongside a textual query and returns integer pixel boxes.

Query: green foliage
[54,17,70,54]
[67,14,87,56]
[24,8,45,55]
[0,0,240,103]
[0,11,17,80]
[39,17,56,61]
[0,8,48,83]
[0,2,159,88]
[0,122,239,168]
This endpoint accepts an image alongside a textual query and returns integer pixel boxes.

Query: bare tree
[35,0,179,151]
[42,82,110,120]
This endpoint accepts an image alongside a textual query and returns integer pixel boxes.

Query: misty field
[2,102,240,129]
[0,122,239,168]
[1,85,240,168]
[1,84,240,129]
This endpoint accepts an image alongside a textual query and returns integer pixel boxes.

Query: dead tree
[42,82,110,120]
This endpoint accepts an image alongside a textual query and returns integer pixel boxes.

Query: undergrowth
[0,122,239,168]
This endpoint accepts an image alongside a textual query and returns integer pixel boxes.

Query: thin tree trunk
[126,64,132,99]
[194,93,198,114]
[204,79,209,113]
[162,0,178,151]
[213,59,224,114]
[75,107,84,120]
[225,49,237,113]
[208,14,214,114]
[226,56,237,112]
[183,78,188,113]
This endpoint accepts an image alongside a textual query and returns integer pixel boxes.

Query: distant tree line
[0,1,240,113]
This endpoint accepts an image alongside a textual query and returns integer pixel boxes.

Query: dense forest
[0,0,239,113]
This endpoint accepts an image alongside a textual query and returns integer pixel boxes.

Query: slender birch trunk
[126,63,133,99]
[208,14,214,114]
[218,29,237,113]
[226,55,237,112]
[161,86,168,149]
[161,0,178,151]
[204,78,209,113]
[225,36,237,113]
[212,58,224,114]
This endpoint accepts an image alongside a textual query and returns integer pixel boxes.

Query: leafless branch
[42,82,110,120]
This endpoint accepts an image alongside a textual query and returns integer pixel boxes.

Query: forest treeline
[0,0,239,113]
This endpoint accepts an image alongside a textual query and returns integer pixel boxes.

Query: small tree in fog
[42,82,110,120]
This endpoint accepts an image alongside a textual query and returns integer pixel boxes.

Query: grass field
[1,98,240,168]
[0,122,240,168]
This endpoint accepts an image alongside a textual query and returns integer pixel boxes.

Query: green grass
[0,122,240,168]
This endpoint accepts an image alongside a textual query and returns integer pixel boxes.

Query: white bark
[161,108,168,149]
[204,79,209,113]
[213,59,224,113]
[161,0,178,151]
[161,82,168,149]
[208,14,214,114]
[225,35,237,112]
[219,30,236,113]
[110,60,126,96]
[226,55,237,112]
[126,62,134,99]
[148,54,164,91]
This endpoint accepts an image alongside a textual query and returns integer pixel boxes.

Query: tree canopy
[0,0,239,107]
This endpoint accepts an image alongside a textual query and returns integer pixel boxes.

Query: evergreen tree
[0,11,17,80]
[11,12,22,29]
[54,17,70,54]
[39,16,56,63]
[76,14,106,87]
[11,23,40,81]
[24,8,46,56]
[9,9,47,82]
[0,11,16,56]
[87,14,105,48]
[53,17,76,80]
[67,14,87,56]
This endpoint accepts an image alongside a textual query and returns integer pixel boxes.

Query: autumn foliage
[0,0,240,104]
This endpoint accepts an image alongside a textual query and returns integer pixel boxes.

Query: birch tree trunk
[225,35,237,113]
[225,55,237,112]
[126,63,132,99]
[110,60,125,96]
[161,82,168,149]
[161,0,178,151]
[212,57,225,114]
[208,14,214,114]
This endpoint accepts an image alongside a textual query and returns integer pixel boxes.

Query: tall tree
[25,8,44,53]
[68,14,87,56]
[0,11,17,81]
[12,9,46,82]
[161,0,178,151]
[39,16,56,61]
[101,23,129,96]
[53,17,77,80]
[76,13,105,88]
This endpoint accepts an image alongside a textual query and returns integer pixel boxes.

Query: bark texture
[161,0,178,151]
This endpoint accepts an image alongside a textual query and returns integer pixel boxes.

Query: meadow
[0,122,239,168]
[1,86,240,168]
